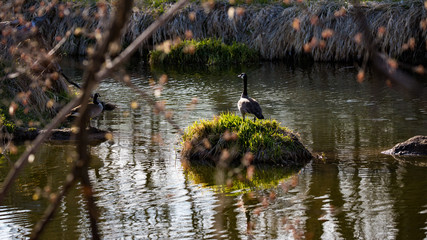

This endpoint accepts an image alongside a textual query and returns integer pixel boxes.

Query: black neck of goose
[93,95,100,104]
[242,77,248,97]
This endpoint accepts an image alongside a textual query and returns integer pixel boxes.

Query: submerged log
[382,135,427,156]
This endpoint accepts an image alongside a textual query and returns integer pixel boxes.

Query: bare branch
[119,77,183,135]
[3,0,188,237]
[352,2,422,95]
[30,174,77,240]
[80,168,100,239]
[68,1,135,238]
[48,30,73,56]
[96,0,190,81]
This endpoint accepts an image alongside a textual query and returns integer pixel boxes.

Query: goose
[67,93,104,124]
[60,72,116,112]
[237,73,264,120]
[100,101,116,112]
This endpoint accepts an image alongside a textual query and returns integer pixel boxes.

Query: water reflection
[0,60,426,239]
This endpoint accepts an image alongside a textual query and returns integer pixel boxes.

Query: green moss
[0,99,56,131]
[182,113,312,166]
[0,108,15,132]
[149,38,259,66]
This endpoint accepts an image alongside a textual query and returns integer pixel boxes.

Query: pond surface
[1,60,427,239]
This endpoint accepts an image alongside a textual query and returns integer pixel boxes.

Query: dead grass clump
[0,7,72,125]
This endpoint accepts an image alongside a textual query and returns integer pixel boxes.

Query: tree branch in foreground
[29,0,189,238]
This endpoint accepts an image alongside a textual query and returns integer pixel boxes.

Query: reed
[0,57,71,128]
[25,1,426,63]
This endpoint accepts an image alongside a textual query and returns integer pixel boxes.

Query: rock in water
[381,135,427,155]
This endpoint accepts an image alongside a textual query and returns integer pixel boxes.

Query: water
[1,60,427,239]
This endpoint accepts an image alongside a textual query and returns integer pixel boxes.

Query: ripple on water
[3,60,426,238]
[0,207,31,239]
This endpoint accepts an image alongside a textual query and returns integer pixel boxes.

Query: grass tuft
[182,112,312,167]
[149,38,259,65]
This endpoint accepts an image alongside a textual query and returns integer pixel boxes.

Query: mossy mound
[149,38,259,65]
[182,113,312,167]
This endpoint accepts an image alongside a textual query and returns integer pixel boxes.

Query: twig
[3,0,189,238]
[96,0,189,135]
[119,78,183,135]
[352,3,421,95]
[79,168,100,239]
[61,72,82,89]
[46,1,135,239]
[48,30,73,57]
[30,174,77,239]
[96,0,190,81]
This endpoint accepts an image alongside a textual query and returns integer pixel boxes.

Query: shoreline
[31,1,427,64]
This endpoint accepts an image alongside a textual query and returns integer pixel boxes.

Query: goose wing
[238,97,264,119]
[66,103,103,119]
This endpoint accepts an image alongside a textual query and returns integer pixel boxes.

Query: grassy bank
[23,1,427,63]
[182,113,312,167]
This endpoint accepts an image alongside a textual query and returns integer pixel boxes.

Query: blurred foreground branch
[30,0,135,238]
[99,0,190,135]
[352,1,423,96]
[96,0,190,80]
[18,0,189,239]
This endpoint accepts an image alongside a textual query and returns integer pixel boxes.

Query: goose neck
[242,78,248,97]
[93,95,100,105]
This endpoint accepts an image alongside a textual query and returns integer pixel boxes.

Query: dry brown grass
[1,27,70,118]
[5,1,426,62]
[128,1,424,62]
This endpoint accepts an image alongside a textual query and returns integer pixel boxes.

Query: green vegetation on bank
[182,113,312,166]
[0,108,15,133]
[149,38,259,65]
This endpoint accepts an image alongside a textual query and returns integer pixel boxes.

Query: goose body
[237,73,264,120]
[67,93,104,120]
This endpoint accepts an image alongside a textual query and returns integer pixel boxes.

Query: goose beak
[237,73,243,78]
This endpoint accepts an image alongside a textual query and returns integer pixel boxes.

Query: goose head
[238,73,247,80]
[93,93,101,105]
